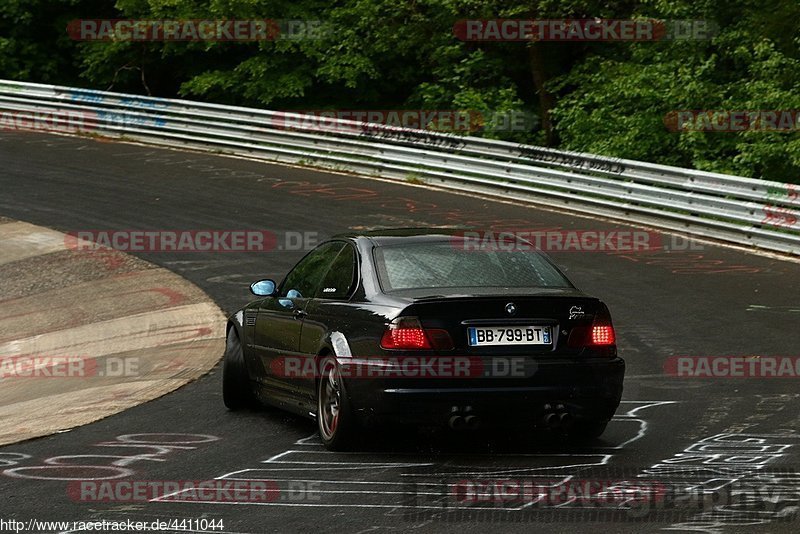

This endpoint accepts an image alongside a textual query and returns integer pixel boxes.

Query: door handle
[293,309,307,320]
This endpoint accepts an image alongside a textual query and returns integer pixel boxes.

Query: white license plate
[467,326,552,346]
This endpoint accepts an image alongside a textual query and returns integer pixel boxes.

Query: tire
[317,355,357,451]
[222,328,259,410]
[569,419,609,441]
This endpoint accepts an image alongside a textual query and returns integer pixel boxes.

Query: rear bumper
[342,357,625,428]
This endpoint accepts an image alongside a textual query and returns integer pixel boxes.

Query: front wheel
[317,355,357,451]
[222,328,259,410]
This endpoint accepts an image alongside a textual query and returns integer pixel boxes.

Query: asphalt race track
[1,131,799,533]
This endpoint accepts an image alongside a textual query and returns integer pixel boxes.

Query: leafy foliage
[1,0,797,182]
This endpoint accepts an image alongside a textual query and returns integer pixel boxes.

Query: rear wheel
[317,355,357,451]
[222,328,259,410]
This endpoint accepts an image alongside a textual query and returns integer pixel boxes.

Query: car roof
[333,227,485,246]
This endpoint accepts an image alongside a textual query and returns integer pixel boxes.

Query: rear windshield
[373,241,572,291]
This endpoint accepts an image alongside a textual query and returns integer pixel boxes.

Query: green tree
[3,0,798,182]
[551,0,800,182]
[0,0,113,85]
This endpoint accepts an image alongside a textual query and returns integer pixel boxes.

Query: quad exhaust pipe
[449,406,480,430]
[448,403,571,431]
[464,415,479,429]
[541,403,573,430]
[448,414,466,430]
[543,412,559,428]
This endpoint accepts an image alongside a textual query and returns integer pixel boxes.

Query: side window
[279,242,345,298]
[316,244,357,299]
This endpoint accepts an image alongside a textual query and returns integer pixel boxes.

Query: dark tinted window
[373,241,571,291]
[316,244,357,299]
[280,242,345,298]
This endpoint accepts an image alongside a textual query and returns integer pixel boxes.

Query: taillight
[567,304,616,349]
[381,326,429,349]
[590,304,616,346]
[380,317,454,350]
[591,325,615,345]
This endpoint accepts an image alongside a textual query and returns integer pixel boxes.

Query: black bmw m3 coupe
[223,229,625,450]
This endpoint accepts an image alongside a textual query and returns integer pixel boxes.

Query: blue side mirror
[250,279,276,296]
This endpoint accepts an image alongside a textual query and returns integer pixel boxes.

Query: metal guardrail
[1,79,798,255]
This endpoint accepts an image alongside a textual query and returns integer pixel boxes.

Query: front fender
[226,309,245,341]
